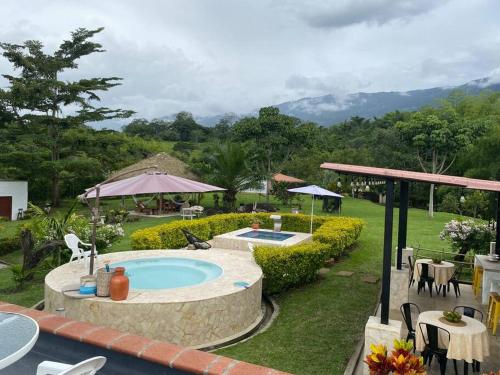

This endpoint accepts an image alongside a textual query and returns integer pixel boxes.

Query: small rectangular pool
[237,230,294,241]
[212,228,312,251]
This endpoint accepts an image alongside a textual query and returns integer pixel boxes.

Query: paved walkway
[353,267,500,375]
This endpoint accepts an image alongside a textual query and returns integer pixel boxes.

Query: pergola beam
[396,181,409,270]
[319,162,500,324]
[380,179,395,325]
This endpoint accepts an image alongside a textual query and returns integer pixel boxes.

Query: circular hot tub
[44,250,262,348]
[112,257,223,290]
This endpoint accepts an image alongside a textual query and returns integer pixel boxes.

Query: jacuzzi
[112,257,223,290]
[44,250,262,348]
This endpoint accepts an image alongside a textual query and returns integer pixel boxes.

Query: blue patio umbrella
[287,185,343,233]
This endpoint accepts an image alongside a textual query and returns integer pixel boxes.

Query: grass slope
[0,195,457,373]
[216,197,455,374]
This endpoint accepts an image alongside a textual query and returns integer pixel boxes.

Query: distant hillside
[191,77,500,126]
[96,77,500,130]
[272,78,500,126]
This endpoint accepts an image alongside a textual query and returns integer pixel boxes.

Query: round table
[415,310,489,363]
[0,312,39,370]
[414,258,455,286]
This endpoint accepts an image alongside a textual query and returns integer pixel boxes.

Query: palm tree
[208,142,261,210]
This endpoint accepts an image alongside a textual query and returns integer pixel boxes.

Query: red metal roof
[272,173,305,183]
[320,162,500,192]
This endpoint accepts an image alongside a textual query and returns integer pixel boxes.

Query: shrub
[312,217,364,258]
[95,224,125,250]
[440,218,495,256]
[131,212,364,294]
[131,219,211,249]
[0,236,20,256]
[253,242,331,294]
[131,212,320,249]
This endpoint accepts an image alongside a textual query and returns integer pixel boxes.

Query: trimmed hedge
[131,213,340,249]
[312,217,364,258]
[130,212,364,294]
[253,242,331,294]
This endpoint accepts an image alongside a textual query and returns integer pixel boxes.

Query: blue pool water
[237,230,294,241]
[111,257,223,290]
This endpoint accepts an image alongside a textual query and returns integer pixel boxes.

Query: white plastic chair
[191,205,204,217]
[64,234,97,265]
[36,356,106,375]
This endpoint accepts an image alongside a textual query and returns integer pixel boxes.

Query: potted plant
[365,339,426,374]
[431,257,442,264]
[443,310,462,323]
[250,217,262,230]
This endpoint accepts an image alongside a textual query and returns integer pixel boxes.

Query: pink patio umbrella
[84,172,225,198]
[83,172,224,275]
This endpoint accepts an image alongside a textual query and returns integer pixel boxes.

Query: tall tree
[396,108,484,217]
[206,142,261,210]
[0,27,133,206]
[232,107,313,201]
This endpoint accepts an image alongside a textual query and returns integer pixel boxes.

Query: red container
[109,267,129,301]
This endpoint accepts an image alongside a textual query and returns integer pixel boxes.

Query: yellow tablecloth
[415,310,489,363]
[414,258,455,286]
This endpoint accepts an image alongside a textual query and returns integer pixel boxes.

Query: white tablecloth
[414,259,455,286]
[415,310,489,363]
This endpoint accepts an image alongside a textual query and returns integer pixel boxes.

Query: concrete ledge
[0,301,291,375]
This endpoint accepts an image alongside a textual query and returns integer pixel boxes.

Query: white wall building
[0,180,28,221]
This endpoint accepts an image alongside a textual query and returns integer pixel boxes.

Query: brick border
[0,301,291,375]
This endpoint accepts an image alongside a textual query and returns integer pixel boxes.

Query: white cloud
[0,0,499,121]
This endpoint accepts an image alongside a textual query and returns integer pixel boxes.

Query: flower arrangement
[440,219,495,256]
[365,339,426,374]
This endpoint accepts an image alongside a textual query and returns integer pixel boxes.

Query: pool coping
[212,228,313,250]
[45,249,262,304]
[0,301,291,375]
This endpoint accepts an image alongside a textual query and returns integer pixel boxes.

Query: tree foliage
[205,142,261,209]
[396,105,486,216]
[0,28,133,205]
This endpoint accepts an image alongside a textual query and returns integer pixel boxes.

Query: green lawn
[0,195,459,373]
[215,197,456,374]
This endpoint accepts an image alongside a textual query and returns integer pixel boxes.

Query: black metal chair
[408,256,415,288]
[447,264,462,297]
[417,262,435,297]
[400,303,420,348]
[453,305,483,373]
[418,323,457,375]
[181,229,211,250]
[453,305,483,322]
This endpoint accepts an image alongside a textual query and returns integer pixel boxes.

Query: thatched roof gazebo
[110,152,198,181]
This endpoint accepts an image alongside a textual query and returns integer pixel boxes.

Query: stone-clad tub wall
[44,250,263,348]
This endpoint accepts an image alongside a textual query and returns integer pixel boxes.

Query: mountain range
[96,77,500,130]
[192,77,500,127]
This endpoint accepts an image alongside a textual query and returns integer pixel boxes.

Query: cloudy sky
[1,0,500,120]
